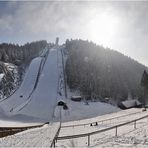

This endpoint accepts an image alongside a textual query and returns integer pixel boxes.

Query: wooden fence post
[134,120,136,129]
[88,135,90,146]
[115,126,118,136]
[53,139,56,148]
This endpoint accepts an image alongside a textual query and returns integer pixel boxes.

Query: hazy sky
[0,1,148,66]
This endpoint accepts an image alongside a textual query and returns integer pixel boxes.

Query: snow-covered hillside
[0,46,120,123]
[0,45,137,147]
[0,46,147,147]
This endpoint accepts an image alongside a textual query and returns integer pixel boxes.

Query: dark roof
[119,99,142,109]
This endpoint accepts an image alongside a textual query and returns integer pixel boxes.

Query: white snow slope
[0,122,60,147]
[0,57,43,113]
[16,48,59,120]
[0,47,61,121]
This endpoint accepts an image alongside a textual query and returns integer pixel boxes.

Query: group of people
[90,122,98,126]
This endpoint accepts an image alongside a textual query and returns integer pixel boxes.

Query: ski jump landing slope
[0,57,43,113]
[17,48,59,120]
[0,48,61,121]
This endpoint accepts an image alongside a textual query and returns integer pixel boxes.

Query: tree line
[0,40,49,65]
[65,39,148,104]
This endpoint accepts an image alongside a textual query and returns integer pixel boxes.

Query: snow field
[59,109,148,137]
[56,109,148,147]
[91,118,148,147]
[59,99,120,122]
[0,122,60,147]
[61,108,139,127]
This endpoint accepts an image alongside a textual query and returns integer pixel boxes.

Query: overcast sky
[0,1,148,66]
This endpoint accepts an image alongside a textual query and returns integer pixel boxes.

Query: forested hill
[0,40,49,65]
[65,39,147,103]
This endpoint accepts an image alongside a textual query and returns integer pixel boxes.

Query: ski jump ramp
[0,47,62,121]
[0,57,43,112]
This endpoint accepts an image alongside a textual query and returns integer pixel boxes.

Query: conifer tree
[141,70,148,104]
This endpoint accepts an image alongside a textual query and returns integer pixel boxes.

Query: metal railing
[50,122,61,148]
[56,113,148,146]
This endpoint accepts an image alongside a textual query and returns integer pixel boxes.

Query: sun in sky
[88,12,120,48]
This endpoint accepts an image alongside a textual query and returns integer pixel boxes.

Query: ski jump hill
[0,46,64,121]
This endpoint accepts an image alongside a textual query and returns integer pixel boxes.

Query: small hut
[57,100,65,106]
[71,96,82,102]
[118,99,142,109]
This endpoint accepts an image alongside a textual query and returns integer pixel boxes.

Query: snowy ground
[60,99,120,122]
[61,108,140,127]
[0,106,44,127]
[0,108,147,147]
[0,122,60,147]
[91,117,148,148]
[56,108,148,147]
[59,109,148,137]
[0,115,45,127]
